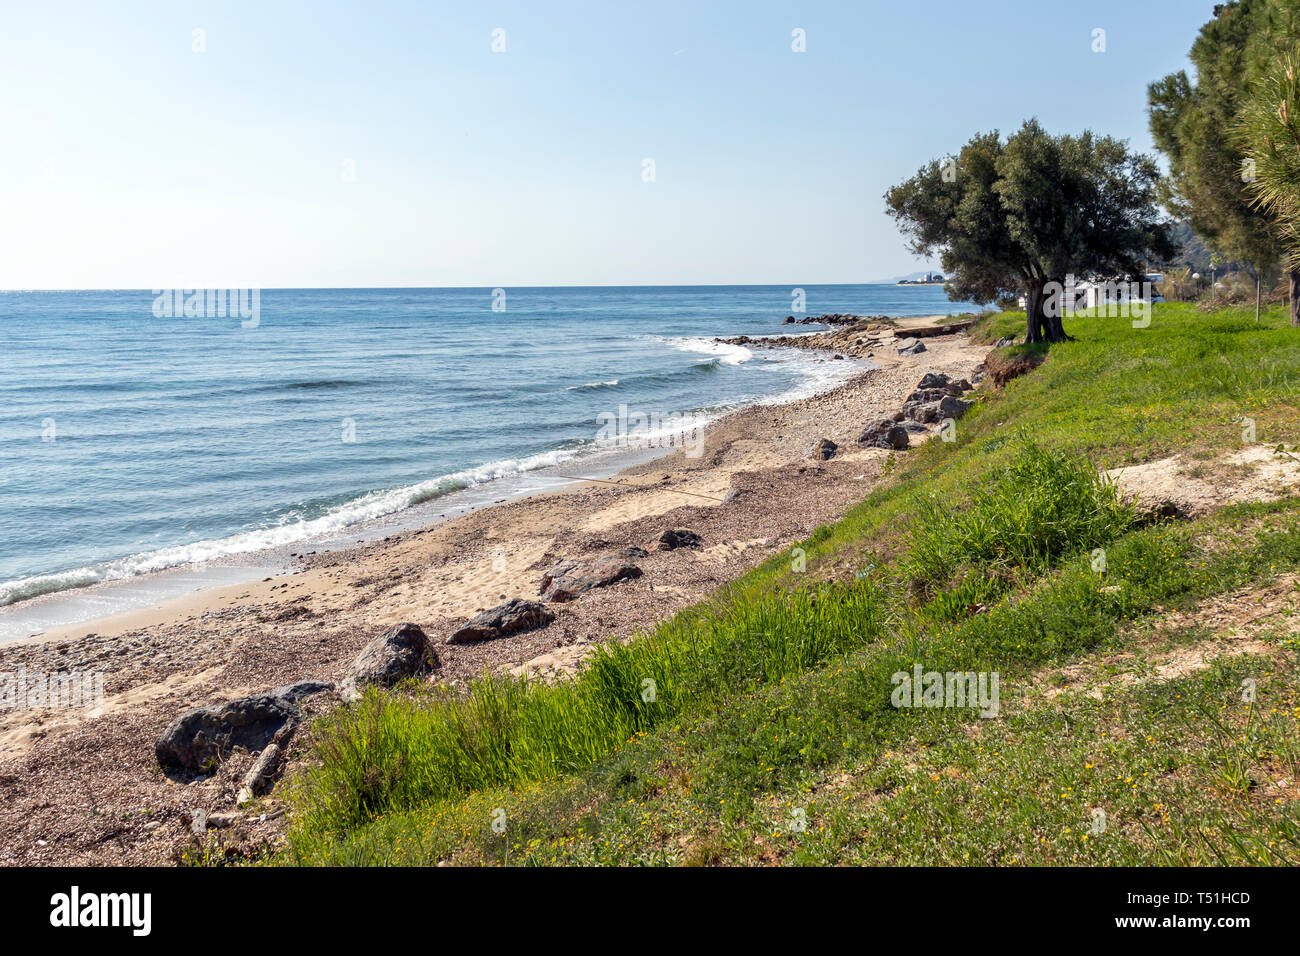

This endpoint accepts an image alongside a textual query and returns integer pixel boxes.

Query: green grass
[271,302,1300,866]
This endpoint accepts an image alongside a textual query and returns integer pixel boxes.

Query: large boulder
[901,400,939,423]
[902,374,970,407]
[896,338,927,356]
[540,557,643,602]
[935,395,971,420]
[155,680,330,772]
[905,387,953,405]
[656,528,703,551]
[351,622,438,686]
[447,598,555,645]
[903,394,970,424]
[858,419,910,450]
[914,371,953,391]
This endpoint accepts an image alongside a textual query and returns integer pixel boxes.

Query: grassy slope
[275,303,1300,866]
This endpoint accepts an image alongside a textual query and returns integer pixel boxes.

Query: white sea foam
[752,348,871,406]
[0,444,601,608]
[662,336,754,366]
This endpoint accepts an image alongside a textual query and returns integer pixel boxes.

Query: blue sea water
[0,284,977,611]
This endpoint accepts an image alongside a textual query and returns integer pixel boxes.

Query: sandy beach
[0,317,990,865]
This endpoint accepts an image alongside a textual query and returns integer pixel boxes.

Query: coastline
[0,335,867,642]
[0,315,991,865]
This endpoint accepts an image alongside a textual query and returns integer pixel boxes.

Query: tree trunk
[1024,277,1070,343]
[1042,280,1068,341]
[1024,285,1045,343]
[1290,268,1300,327]
[1044,312,1067,341]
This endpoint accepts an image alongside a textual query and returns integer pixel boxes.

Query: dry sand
[0,318,990,865]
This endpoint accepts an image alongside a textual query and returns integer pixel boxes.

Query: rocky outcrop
[447,598,556,645]
[540,556,643,602]
[351,623,438,686]
[155,680,331,772]
[899,372,973,424]
[782,313,888,326]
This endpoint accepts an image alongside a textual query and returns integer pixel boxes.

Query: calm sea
[0,284,977,621]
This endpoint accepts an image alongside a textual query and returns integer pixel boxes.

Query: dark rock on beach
[858,420,910,449]
[810,438,838,460]
[915,372,954,391]
[904,394,970,424]
[351,622,438,686]
[540,556,643,602]
[657,528,703,550]
[898,373,973,424]
[447,598,556,645]
[154,680,331,772]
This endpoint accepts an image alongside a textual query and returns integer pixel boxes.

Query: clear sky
[0,0,1214,289]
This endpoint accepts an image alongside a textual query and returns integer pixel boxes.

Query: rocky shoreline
[0,317,991,865]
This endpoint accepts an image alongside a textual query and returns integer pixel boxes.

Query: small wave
[0,443,599,609]
[565,379,620,391]
[281,379,368,390]
[0,571,105,607]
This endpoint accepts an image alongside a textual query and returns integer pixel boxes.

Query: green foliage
[280,303,1300,866]
[902,440,1133,590]
[885,120,1172,343]
[1240,49,1300,266]
[1148,0,1287,271]
[291,574,894,835]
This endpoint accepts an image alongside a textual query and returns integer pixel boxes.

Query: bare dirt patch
[1107,445,1300,518]
[1030,574,1299,704]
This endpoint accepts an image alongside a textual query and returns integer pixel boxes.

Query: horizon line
[0,278,945,293]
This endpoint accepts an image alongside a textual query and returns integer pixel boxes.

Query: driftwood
[236,720,297,806]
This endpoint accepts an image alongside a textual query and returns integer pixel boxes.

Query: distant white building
[1018,274,1164,313]
[1073,275,1163,310]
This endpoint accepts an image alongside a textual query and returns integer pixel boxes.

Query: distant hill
[1163,222,1245,273]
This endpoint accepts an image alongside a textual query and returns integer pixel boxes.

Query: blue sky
[0,0,1213,289]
